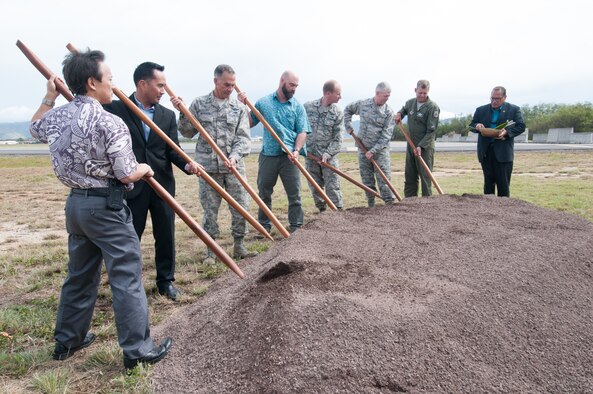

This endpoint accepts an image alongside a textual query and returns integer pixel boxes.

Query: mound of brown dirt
[152,194,593,393]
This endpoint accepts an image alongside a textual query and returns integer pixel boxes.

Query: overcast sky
[1,0,591,122]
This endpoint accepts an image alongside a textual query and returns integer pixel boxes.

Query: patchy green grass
[249,240,272,255]
[200,263,229,280]
[109,363,152,393]
[190,285,209,298]
[29,367,70,393]
[83,343,121,371]
[0,155,52,168]
[0,347,51,378]
[0,297,57,351]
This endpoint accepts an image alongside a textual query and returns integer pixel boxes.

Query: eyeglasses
[490,97,504,101]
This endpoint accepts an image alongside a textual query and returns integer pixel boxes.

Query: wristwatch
[41,98,55,107]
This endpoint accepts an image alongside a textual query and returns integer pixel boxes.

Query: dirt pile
[152,194,593,393]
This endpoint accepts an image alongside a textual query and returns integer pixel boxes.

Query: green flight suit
[398,97,439,197]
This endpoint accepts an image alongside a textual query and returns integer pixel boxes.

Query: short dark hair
[214,64,235,77]
[62,49,105,95]
[133,62,165,86]
[323,80,339,94]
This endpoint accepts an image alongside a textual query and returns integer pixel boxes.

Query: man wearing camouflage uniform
[395,80,440,197]
[344,82,396,207]
[175,64,257,263]
[304,80,344,212]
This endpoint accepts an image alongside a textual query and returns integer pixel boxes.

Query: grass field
[0,150,592,393]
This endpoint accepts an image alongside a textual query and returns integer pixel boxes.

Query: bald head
[278,70,299,101]
[281,70,298,81]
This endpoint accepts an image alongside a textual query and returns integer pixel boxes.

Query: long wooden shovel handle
[16,40,74,101]
[306,153,382,199]
[234,84,337,211]
[65,43,270,240]
[111,87,272,240]
[396,123,444,195]
[165,86,289,238]
[347,130,402,201]
[17,40,244,278]
[144,177,244,278]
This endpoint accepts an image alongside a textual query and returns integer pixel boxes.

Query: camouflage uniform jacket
[303,98,344,158]
[344,98,395,154]
[179,92,251,174]
[398,97,440,149]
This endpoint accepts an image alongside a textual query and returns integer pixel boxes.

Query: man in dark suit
[105,62,200,300]
[470,86,526,197]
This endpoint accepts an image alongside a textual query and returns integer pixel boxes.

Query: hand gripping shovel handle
[234,84,338,211]
[165,86,288,238]
[396,122,444,195]
[347,130,402,201]
[17,40,245,278]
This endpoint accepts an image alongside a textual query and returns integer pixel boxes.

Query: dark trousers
[257,153,303,231]
[127,188,175,289]
[404,145,434,197]
[481,145,513,197]
[56,194,153,359]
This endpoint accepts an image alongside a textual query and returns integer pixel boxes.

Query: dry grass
[0,150,592,392]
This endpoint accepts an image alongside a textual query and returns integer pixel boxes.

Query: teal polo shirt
[251,92,310,156]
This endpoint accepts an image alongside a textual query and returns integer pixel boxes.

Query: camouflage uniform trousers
[404,144,434,197]
[305,157,343,209]
[358,150,394,202]
[199,168,249,239]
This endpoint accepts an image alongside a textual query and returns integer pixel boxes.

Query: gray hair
[492,86,507,96]
[375,81,391,93]
[416,79,430,89]
[214,64,235,77]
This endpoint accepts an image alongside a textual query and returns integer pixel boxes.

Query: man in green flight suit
[395,80,440,197]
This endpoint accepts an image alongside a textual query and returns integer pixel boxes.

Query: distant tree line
[522,102,593,134]
[391,102,593,140]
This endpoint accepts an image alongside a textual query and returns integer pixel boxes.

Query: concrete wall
[547,128,574,143]
[570,133,593,144]
[464,133,478,142]
[437,128,593,144]
[515,128,529,143]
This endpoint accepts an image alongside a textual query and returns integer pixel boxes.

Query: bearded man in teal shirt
[239,70,310,234]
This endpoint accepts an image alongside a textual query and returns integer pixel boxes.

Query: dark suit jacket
[104,94,189,199]
[470,102,526,163]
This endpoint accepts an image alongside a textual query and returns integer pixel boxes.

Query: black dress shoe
[53,332,96,360]
[158,283,179,301]
[123,337,173,370]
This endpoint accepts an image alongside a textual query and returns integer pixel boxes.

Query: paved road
[1,140,592,156]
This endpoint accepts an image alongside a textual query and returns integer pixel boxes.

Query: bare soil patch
[0,222,63,252]
[151,194,593,393]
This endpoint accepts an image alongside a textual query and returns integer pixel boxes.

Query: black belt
[70,188,110,197]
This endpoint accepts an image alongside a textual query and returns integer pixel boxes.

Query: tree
[521,102,593,134]
[435,115,473,137]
